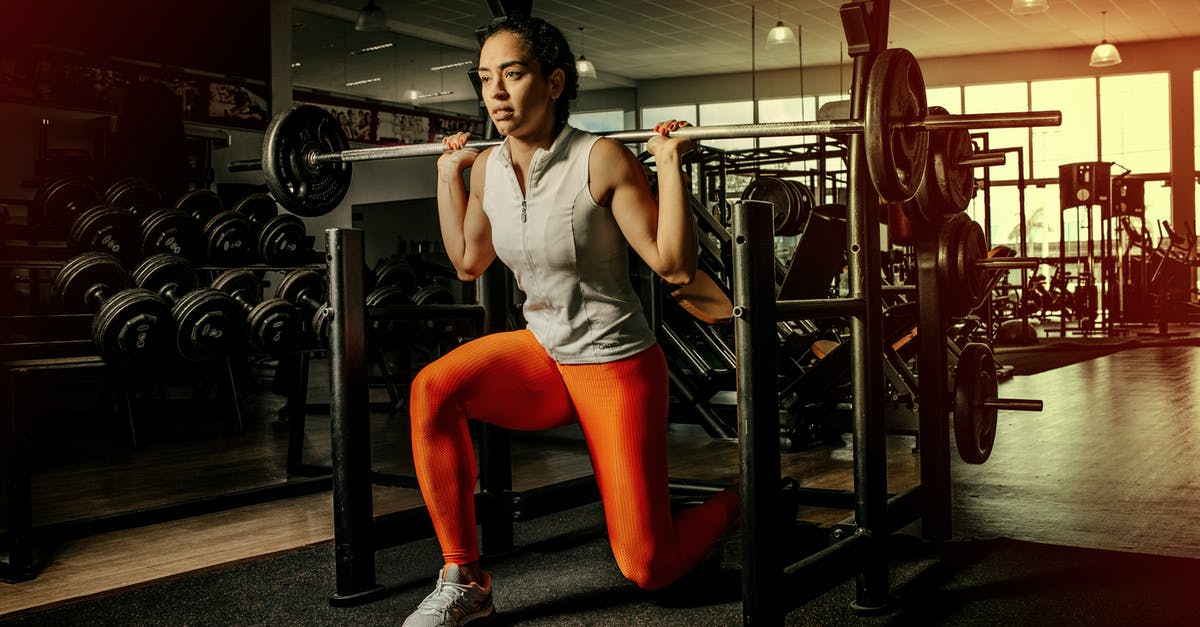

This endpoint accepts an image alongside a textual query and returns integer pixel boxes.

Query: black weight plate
[412,283,454,306]
[69,205,137,264]
[233,193,280,226]
[175,189,225,223]
[172,288,246,361]
[140,209,205,262]
[741,177,793,235]
[275,269,326,308]
[311,302,334,348]
[107,179,162,218]
[374,258,417,293]
[954,342,998,464]
[257,214,308,266]
[40,176,100,226]
[52,252,129,313]
[864,48,929,203]
[366,285,413,342]
[262,104,351,217]
[247,298,299,354]
[211,268,263,304]
[203,211,255,266]
[933,127,976,214]
[906,106,955,225]
[131,252,199,299]
[935,214,970,318]
[104,177,142,202]
[782,179,815,237]
[92,288,170,361]
[957,218,989,310]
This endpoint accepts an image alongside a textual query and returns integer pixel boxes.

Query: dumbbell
[33,175,99,226]
[211,269,301,354]
[131,253,246,361]
[105,177,163,220]
[175,189,255,266]
[275,269,327,338]
[68,204,139,265]
[232,194,311,265]
[51,252,171,361]
[137,206,206,263]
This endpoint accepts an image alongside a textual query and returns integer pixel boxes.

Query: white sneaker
[402,564,495,627]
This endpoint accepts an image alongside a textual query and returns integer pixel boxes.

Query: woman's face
[477,30,562,139]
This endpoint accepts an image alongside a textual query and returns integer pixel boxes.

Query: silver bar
[983,398,1044,411]
[977,258,1040,270]
[957,153,1006,168]
[235,109,1063,170]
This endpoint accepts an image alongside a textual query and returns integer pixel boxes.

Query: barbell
[228,49,1060,218]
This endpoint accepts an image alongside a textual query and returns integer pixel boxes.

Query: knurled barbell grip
[983,398,1043,412]
[226,110,1062,172]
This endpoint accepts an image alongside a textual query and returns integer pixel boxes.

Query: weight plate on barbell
[782,179,815,237]
[741,177,795,236]
[953,342,998,464]
[262,104,351,217]
[865,48,929,203]
[935,214,970,318]
[956,217,989,309]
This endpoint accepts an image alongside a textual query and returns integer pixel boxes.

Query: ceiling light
[351,42,393,55]
[765,0,796,48]
[576,28,597,79]
[1010,0,1048,15]
[355,0,387,32]
[430,60,474,72]
[415,90,454,100]
[1089,10,1122,68]
[346,77,382,87]
[402,87,422,101]
[291,62,302,69]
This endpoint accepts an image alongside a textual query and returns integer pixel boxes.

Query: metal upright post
[477,261,514,557]
[326,228,386,605]
[733,198,784,626]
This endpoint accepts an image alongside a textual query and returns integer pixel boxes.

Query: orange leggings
[409,329,740,590]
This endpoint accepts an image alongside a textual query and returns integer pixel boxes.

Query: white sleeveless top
[482,124,656,364]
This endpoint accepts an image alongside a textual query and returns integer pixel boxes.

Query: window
[569,109,626,133]
[1031,78,1098,180]
[964,82,1028,182]
[640,105,698,130]
[926,86,962,115]
[1100,73,1169,174]
[757,96,816,148]
[699,101,755,151]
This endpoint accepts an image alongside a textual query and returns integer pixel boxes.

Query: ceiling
[291,0,1200,106]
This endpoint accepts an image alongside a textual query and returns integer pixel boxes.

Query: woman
[404,15,739,627]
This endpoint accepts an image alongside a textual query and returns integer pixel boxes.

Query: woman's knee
[409,365,461,429]
[614,550,675,591]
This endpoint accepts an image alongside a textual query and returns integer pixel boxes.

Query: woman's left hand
[647,119,695,160]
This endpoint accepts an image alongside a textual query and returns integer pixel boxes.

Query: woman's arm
[437,133,496,281]
[596,122,697,286]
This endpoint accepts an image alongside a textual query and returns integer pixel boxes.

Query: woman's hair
[478,16,578,126]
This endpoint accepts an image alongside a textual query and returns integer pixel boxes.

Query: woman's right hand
[438,131,479,178]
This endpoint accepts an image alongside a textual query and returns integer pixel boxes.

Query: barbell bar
[228,49,1058,217]
[227,111,1054,173]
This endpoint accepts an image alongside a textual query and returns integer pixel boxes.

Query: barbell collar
[983,398,1044,412]
[229,110,1062,171]
[957,153,1006,168]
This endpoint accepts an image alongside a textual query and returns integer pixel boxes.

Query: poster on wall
[0,45,271,130]
[295,89,484,146]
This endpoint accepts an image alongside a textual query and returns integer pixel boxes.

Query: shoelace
[417,580,471,615]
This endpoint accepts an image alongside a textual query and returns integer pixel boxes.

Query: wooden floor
[4,342,1200,619]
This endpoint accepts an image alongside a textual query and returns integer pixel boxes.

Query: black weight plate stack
[212,268,299,355]
[52,252,129,313]
[203,212,255,266]
[233,193,280,226]
[69,205,138,265]
[257,214,308,265]
[38,176,100,226]
[366,285,413,343]
[106,178,162,219]
[92,288,171,361]
[375,258,418,294]
[132,253,199,296]
[176,189,225,224]
[140,209,205,262]
[262,104,351,217]
[864,48,929,203]
[171,289,247,361]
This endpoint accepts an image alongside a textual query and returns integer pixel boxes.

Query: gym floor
[3,337,1200,620]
